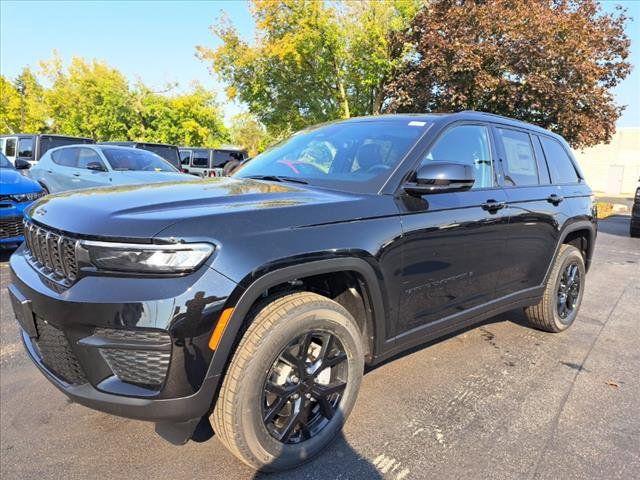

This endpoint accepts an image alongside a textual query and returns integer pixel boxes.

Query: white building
[573,127,640,196]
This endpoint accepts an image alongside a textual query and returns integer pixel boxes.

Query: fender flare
[205,257,388,383]
[543,219,596,284]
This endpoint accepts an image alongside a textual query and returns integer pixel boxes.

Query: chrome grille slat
[23,220,79,286]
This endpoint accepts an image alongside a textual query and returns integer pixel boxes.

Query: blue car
[0,152,45,247]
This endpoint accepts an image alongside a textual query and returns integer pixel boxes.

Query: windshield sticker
[408,121,426,126]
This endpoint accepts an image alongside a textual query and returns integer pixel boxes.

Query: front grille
[94,328,171,389]
[23,220,78,285]
[33,317,87,385]
[0,217,24,239]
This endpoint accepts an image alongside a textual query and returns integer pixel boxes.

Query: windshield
[0,152,13,169]
[234,120,427,192]
[101,148,178,172]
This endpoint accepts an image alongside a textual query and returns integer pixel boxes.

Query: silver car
[29,145,192,193]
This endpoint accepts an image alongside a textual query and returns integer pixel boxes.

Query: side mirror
[404,162,475,195]
[86,162,106,172]
[14,158,31,170]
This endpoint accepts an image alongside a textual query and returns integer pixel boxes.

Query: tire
[524,244,586,332]
[211,292,365,472]
[630,220,640,238]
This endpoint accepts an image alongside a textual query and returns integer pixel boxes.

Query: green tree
[386,0,632,148]
[197,0,418,131]
[130,84,229,147]
[0,68,48,134]
[228,112,284,156]
[41,56,137,140]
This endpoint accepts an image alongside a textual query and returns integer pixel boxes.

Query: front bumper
[9,245,239,428]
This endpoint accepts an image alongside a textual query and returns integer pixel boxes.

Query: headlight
[77,241,214,274]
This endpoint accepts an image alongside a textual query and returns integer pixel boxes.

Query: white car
[28,144,194,193]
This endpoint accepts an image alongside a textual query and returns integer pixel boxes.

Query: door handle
[72,173,81,177]
[547,194,564,205]
[481,199,506,212]
[46,170,53,174]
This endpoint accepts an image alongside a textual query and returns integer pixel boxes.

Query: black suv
[8,112,596,471]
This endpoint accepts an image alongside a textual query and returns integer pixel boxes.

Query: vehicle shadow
[252,433,383,479]
[366,308,531,375]
[597,215,633,238]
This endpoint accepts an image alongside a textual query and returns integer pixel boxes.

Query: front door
[395,123,509,338]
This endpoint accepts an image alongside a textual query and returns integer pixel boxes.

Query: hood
[0,168,42,194]
[112,170,193,184]
[26,177,375,240]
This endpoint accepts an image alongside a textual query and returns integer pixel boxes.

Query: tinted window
[0,152,13,168]
[496,129,538,186]
[191,150,209,167]
[539,136,579,184]
[41,136,94,159]
[138,145,180,169]
[213,150,246,167]
[421,124,494,189]
[179,150,192,165]
[51,148,79,167]
[235,121,426,192]
[101,148,177,172]
[5,139,16,157]
[77,148,105,170]
[18,138,33,158]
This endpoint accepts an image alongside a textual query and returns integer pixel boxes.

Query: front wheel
[524,244,586,332]
[211,292,364,472]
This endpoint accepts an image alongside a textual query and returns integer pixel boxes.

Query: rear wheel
[524,244,585,332]
[211,292,364,472]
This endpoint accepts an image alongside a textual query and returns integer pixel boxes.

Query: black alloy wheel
[262,331,348,444]
[557,262,581,321]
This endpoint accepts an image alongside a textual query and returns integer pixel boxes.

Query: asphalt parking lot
[1,215,638,480]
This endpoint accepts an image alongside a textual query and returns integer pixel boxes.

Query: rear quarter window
[51,148,78,167]
[539,136,580,184]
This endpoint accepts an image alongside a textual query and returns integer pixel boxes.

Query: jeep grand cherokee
[8,112,596,471]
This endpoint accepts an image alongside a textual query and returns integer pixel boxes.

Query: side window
[18,138,34,158]
[191,150,209,167]
[77,148,105,170]
[422,124,494,189]
[496,128,538,186]
[51,148,79,168]
[539,136,580,184]
[5,138,16,157]
[179,150,192,166]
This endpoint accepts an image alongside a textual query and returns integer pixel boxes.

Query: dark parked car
[631,183,640,237]
[0,134,94,167]
[99,141,182,171]
[179,146,248,177]
[8,112,596,472]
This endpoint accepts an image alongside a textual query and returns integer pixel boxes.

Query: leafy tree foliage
[0,68,48,133]
[385,0,631,148]
[198,0,418,131]
[1,56,227,147]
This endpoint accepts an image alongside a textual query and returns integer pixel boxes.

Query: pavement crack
[527,287,627,480]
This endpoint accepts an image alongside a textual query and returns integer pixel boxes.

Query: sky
[1,0,639,127]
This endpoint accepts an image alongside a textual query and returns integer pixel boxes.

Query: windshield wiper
[246,175,309,185]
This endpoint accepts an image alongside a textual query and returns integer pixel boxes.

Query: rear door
[395,122,510,337]
[49,148,81,192]
[190,149,210,177]
[492,126,559,296]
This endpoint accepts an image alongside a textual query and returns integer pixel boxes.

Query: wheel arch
[208,257,388,382]
[544,220,596,285]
